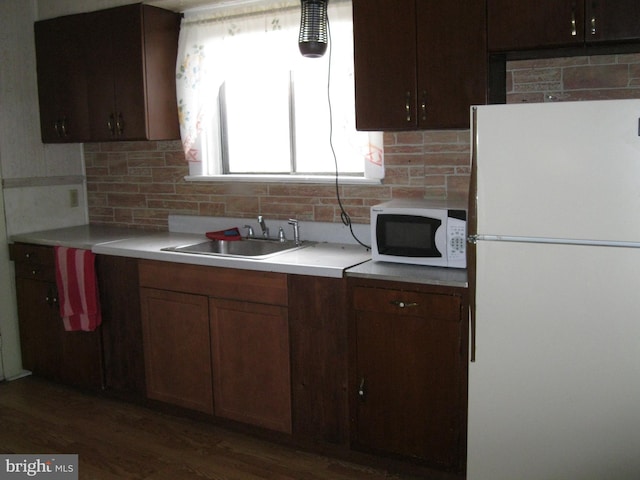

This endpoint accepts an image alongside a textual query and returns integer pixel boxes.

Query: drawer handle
[390,300,418,308]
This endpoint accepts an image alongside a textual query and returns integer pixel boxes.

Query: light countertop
[11,225,371,279]
[11,225,146,250]
[346,260,468,288]
[92,231,371,278]
[11,223,467,286]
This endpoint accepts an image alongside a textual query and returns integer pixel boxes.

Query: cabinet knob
[358,377,366,400]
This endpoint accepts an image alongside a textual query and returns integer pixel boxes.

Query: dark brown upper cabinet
[85,4,180,141]
[35,4,181,143]
[352,0,487,130]
[35,15,90,143]
[488,0,640,52]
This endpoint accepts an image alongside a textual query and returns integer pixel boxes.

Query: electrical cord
[325,17,371,250]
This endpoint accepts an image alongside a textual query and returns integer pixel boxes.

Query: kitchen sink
[161,238,311,259]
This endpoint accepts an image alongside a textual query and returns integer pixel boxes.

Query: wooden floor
[0,377,423,480]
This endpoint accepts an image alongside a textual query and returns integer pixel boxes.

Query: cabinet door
[289,275,348,445]
[86,4,180,141]
[140,288,213,414]
[353,0,417,130]
[97,255,145,397]
[416,0,487,129]
[15,278,63,379]
[488,0,585,51]
[210,299,292,433]
[58,328,104,390]
[35,15,90,143]
[587,0,640,43]
[352,287,466,470]
[86,5,146,141]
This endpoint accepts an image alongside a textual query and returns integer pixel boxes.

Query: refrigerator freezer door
[468,240,640,480]
[474,99,640,243]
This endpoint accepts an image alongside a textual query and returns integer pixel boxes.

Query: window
[175,0,383,182]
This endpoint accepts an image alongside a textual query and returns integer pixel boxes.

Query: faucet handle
[243,225,254,238]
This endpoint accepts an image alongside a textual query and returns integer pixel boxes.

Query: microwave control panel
[447,217,467,268]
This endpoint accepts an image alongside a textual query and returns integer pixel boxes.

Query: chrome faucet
[257,215,269,238]
[288,218,301,246]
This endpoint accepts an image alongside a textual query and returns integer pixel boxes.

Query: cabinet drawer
[138,259,288,306]
[11,243,55,267]
[14,262,56,283]
[353,286,461,320]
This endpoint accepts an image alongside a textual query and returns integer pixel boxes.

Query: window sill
[184,174,383,185]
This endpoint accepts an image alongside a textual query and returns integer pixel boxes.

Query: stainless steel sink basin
[161,238,311,259]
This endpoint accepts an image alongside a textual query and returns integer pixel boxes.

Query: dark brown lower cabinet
[11,243,103,390]
[288,274,349,446]
[137,259,292,432]
[96,255,145,397]
[140,287,214,414]
[210,299,291,433]
[15,276,64,379]
[350,280,468,473]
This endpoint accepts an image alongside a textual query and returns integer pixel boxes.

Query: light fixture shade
[298,0,329,58]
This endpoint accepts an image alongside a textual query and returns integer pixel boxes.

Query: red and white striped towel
[54,246,102,332]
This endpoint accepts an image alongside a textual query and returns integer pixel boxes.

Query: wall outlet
[69,188,79,208]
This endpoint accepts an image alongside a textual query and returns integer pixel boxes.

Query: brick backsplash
[86,53,640,229]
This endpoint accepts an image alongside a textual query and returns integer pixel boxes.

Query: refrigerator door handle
[468,107,479,362]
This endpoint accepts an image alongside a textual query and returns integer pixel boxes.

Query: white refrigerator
[467,99,640,480]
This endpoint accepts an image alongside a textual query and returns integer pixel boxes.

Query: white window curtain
[175,0,384,179]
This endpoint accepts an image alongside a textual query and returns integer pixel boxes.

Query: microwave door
[377,214,442,258]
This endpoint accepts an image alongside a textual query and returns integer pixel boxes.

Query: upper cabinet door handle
[405,91,412,123]
[60,116,68,137]
[107,114,116,136]
[590,16,596,35]
[116,113,125,135]
[571,9,577,36]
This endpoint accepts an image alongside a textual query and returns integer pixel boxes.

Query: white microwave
[370,199,467,268]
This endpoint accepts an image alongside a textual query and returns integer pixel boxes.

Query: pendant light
[298,0,329,58]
